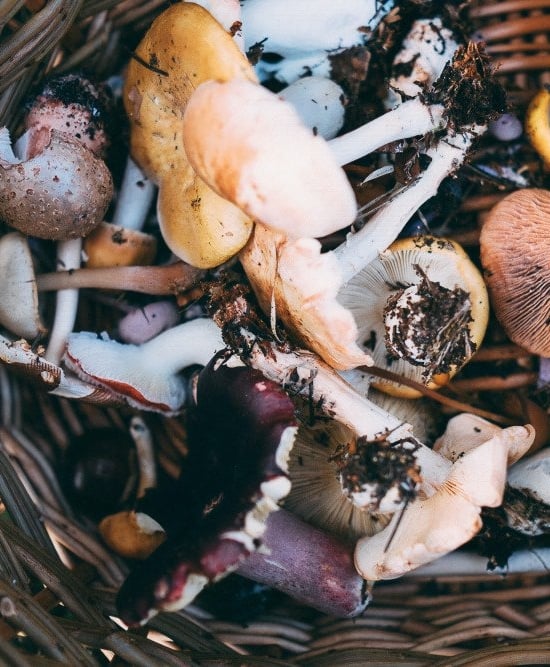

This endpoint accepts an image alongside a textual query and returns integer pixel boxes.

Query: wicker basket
[0,2,548,665]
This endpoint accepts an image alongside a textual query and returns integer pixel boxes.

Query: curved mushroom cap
[338,236,489,397]
[240,224,371,369]
[0,232,46,340]
[525,89,550,167]
[0,128,112,240]
[182,78,357,238]
[480,188,550,355]
[355,421,535,580]
[123,2,257,268]
[83,222,157,268]
[25,73,111,157]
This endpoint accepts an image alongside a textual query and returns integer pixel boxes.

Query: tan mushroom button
[480,188,550,356]
[123,3,257,268]
[84,222,157,268]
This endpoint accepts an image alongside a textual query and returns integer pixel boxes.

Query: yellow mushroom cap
[338,236,489,398]
[123,3,257,268]
[525,89,550,168]
[480,188,550,355]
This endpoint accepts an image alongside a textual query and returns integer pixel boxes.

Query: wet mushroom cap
[123,2,257,268]
[337,236,489,397]
[480,188,550,356]
[0,129,113,240]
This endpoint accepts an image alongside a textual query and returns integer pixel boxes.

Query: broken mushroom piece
[355,415,535,581]
[338,236,489,397]
[100,511,166,560]
[123,2,257,268]
[480,188,550,356]
[525,88,550,168]
[117,301,179,345]
[0,232,46,340]
[116,355,297,625]
[181,77,357,239]
[63,318,225,415]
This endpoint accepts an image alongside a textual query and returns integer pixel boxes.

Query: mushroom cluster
[1,0,548,629]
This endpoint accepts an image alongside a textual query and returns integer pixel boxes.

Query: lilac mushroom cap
[116,354,297,625]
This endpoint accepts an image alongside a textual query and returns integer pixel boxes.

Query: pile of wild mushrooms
[1,0,549,626]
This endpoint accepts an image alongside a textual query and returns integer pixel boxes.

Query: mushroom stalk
[64,318,225,414]
[44,238,81,365]
[111,156,155,231]
[333,129,479,284]
[328,100,446,166]
[237,508,370,617]
[129,416,157,499]
[237,330,450,492]
[36,262,204,296]
[409,548,550,577]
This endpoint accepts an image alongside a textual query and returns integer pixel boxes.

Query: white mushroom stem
[240,331,450,493]
[333,128,481,284]
[328,99,446,166]
[129,416,157,498]
[111,156,155,231]
[409,548,550,577]
[44,238,82,365]
[64,318,225,414]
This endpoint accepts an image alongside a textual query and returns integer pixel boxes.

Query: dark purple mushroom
[116,354,298,625]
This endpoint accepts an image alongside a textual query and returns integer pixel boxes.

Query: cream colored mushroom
[354,415,534,580]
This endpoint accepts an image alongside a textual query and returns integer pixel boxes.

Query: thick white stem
[111,157,155,231]
[140,317,225,374]
[333,129,479,284]
[409,548,550,577]
[244,333,450,488]
[329,100,445,166]
[44,239,82,365]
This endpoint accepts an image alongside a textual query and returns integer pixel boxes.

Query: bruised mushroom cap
[116,355,297,626]
[0,127,112,240]
[338,236,489,397]
[0,232,46,340]
[182,78,357,239]
[24,73,111,157]
[480,188,550,355]
[123,2,256,268]
[355,417,535,580]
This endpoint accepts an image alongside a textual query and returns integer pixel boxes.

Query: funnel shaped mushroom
[182,78,357,239]
[63,318,225,415]
[480,188,550,356]
[0,232,45,340]
[355,416,535,581]
[123,3,257,268]
[116,355,297,626]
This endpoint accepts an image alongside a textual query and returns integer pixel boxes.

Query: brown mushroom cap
[480,188,550,355]
[83,222,157,268]
[123,3,257,268]
[0,129,112,240]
